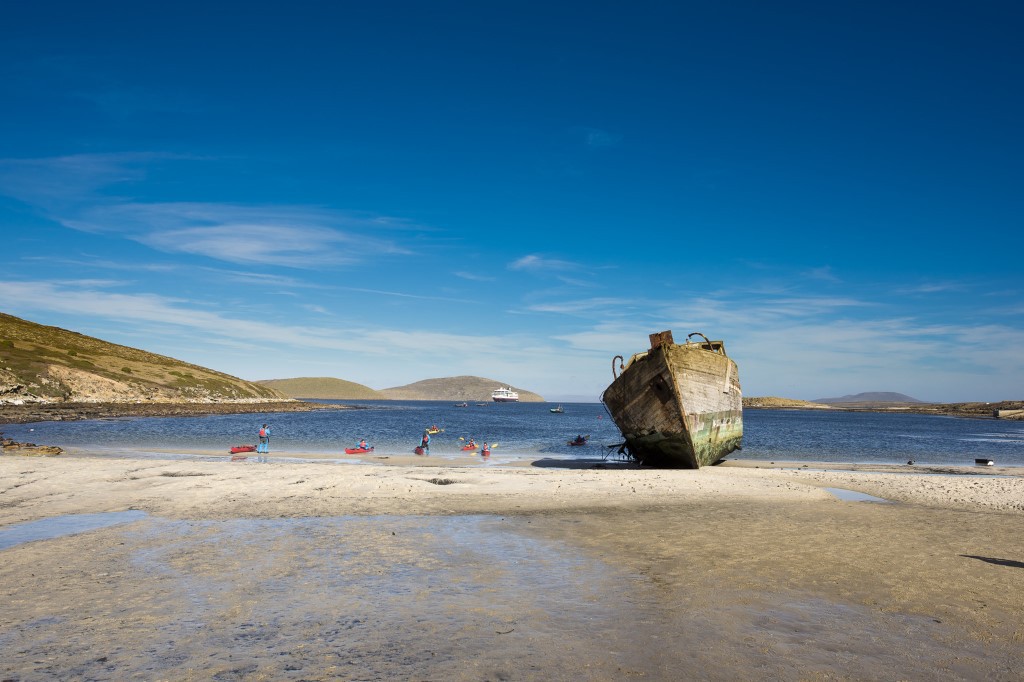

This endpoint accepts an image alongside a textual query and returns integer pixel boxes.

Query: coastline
[3,397,1023,427]
[1,454,1022,679]
[3,453,1022,523]
[0,399,357,425]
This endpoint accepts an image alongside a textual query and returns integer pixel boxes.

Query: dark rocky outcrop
[1,431,63,456]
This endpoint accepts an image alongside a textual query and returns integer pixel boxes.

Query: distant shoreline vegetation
[256,376,545,403]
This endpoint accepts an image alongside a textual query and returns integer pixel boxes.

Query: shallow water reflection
[824,487,893,503]
[0,510,147,550]
[1,512,1018,681]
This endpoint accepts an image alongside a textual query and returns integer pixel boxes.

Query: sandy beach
[2,454,1022,680]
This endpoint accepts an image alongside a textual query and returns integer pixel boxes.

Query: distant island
[812,392,922,404]
[257,377,381,400]
[259,376,545,402]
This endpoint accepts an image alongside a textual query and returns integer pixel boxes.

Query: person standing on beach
[257,423,271,462]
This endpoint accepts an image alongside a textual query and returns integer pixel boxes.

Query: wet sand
[1,455,1022,680]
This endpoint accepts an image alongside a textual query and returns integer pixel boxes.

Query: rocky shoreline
[0,400,359,425]
[745,398,1024,420]
[1,432,63,456]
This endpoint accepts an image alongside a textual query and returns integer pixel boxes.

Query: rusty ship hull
[601,331,742,468]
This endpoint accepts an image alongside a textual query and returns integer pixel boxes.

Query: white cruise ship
[491,386,519,402]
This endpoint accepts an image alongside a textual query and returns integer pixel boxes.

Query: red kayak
[344,447,374,454]
[567,436,589,446]
[230,445,257,454]
[414,446,426,455]
[461,444,478,451]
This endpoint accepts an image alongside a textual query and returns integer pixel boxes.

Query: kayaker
[357,439,369,450]
[420,431,430,450]
[481,442,490,456]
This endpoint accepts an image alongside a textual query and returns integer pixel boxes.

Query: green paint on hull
[623,408,742,468]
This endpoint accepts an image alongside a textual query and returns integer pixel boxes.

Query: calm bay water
[2,401,1022,467]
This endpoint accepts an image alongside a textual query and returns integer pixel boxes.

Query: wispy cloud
[805,266,840,282]
[896,281,968,295]
[0,152,181,208]
[207,269,324,289]
[336,286,476,304]
[453,271,494,282]
[0,280,441,351]
[0,154,423,270]
[509,254,577,272]
[558,276,603,288]
[525,297,639,315]
[570,126,622,148]
[68,203,412,268]
[22,255,181,273]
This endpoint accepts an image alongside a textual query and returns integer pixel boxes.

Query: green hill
[257,377,382,399]
[0,311,286,404]
[379,376,544,402]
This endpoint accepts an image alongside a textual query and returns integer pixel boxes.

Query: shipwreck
[601,330,743,468]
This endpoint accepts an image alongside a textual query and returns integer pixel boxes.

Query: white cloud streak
[509,254,579,272]
[0,154,423,270]
[65,203,412,268]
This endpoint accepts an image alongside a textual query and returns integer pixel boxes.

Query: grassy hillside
[379,376,544,402]
[258,377,382,399]
[0,312,286,404]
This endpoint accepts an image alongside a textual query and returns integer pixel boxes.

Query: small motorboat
[550,405,564,413]
[567,435,589,446]
[454,402,468,408]
[344,447,374,454]
[230,445,257,454]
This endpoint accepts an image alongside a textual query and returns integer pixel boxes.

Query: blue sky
[1,1,1022,402]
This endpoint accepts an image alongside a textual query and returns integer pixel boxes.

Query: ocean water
[2,402,1022,467]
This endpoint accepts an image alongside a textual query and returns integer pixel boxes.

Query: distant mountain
[0,311,286,404]
[812,392,923,404]
[257,377,382,400]
[380,376,544,402]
